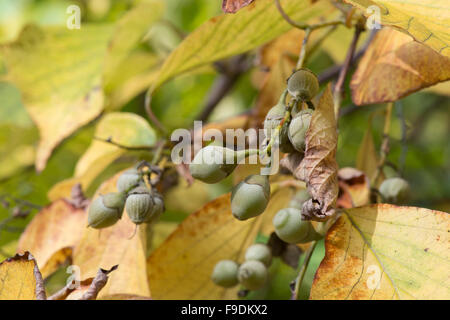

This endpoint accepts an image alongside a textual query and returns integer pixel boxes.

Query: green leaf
[152,0,335,89]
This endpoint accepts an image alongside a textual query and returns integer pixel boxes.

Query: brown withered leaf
[222,0,255,13]
[17,199,87,278]
[298,85,339,221]
[336,167,370,209]
[351,27,450,106]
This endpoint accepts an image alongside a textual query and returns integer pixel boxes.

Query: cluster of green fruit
[87,168,164,229]
[189,69,319,222]
[211,244,272,291]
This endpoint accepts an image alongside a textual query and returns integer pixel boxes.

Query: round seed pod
[379,177,410,204]
[289,189,311,210]
[238,260,268,291]
[245,244,272,267]
[88,192,126,229]
[146,192,164,225]
[116,169,142,193]
[211,260,239,288]
[287,69,319,101]
[189,145,238,184]
[273,208,321,244]
[125,186,154,225]
[288,109,313,152]
[231,175,270,221]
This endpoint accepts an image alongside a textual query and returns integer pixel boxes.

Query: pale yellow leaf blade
[310,204,450,300]
[153,0,335,89]
[1,24,115,171]
[344,0,450,57]
[351,27,450,105]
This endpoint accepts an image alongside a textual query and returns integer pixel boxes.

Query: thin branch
[296,28,311,70]
[291,240,317,300]
[79,265,118,300]
[372,103,393,187]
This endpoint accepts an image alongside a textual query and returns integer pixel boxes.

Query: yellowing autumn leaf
[152,0,335,89]
[344,0,450,57]
[0,252,44,300]
[73,171,150,298]
[48,113,156,201]
[310,204,450,300]
[351,28,450,105]
[1,24,114,171]
[17,200,87,278]
[336,168,370,209]
[147,190,289,299]
[298,84,339,221]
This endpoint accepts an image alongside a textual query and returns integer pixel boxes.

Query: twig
[333,25,363,117]
[274,0,343,30]
[296,28,311,70]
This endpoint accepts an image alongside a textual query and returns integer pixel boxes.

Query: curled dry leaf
[351,27,450,105]
[336,167,370,209]
[298,85,339,221]
[0,252,46,300]
[222,0,255,13]
[17,199,87,278]
[310,204,450,300]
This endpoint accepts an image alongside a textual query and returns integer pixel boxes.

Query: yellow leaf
[73,171,150,298]
[298,84,339,221]
[0,252,42,300]
[17,200,87,278]
[351,28,450,105]
[1,24,115,171]
[344,0,450,57]
[425,80,450,96]
[48,112,156,201]
[147,190,289,299]
[310,204,450,300]
[152,0,335,89]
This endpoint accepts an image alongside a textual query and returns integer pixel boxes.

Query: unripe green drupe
[288,109,313,152]
[116,169,142,193]
[273,208,321,244]
[125,186,154,225]
[88,192,126,229]
[287,69,319,101]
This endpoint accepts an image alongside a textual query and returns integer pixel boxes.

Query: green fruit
[238,260,268,291]
[288,109,313,152]
[211,260,239,288]
[245,244,272,267]
[189,145,238,184]
[379,177,410,204]
[273,208,321,244]
[287,69,319,101]
[125,186,154,224]
[231,175,270,221]
[289,189,311,210]
[146,192,164,225]
[88,192,126,229]
[117,169,142,193]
